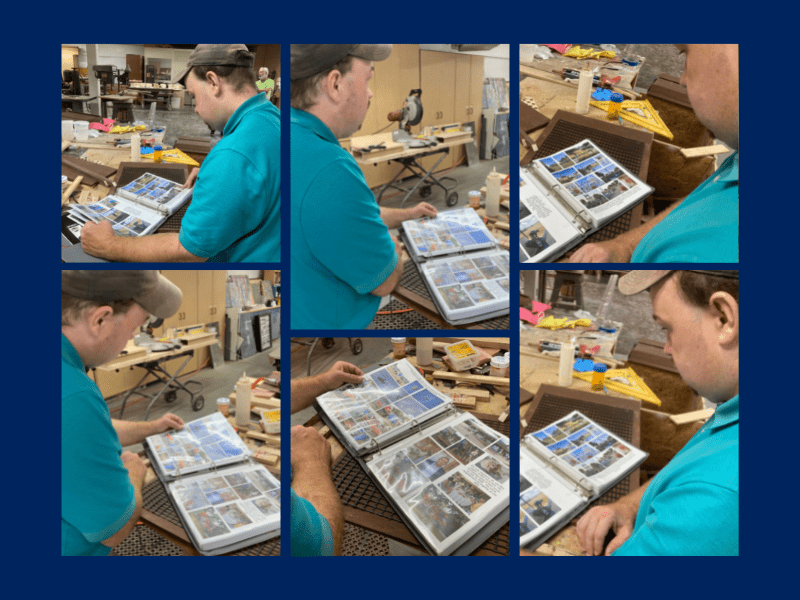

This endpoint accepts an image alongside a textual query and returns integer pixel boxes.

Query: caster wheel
[419,185,432,198]
[164,390,177,403]
[446,192,458,206]
[352,339,363,355]
[192,395,205,411]
[321,338,335,349]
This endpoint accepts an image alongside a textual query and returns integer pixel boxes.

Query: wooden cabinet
[350,48,486,193]
[92,270,227,400]
[350,44,423,190]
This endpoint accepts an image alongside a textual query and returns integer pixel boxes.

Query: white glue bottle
[235,372,252,428]
[575,66,593,115]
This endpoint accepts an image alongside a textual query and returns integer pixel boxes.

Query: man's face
[97,303,151,366]
[185,69,227,131]
[259,69,267,81]
[675,44,739,149]
[337,58,374,138]
[650,274,723,401]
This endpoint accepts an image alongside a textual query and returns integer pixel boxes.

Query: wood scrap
[669,408,714,425]
[61,176,83,205]
[452,395,477,409]
[433,371,509,386]
[679,144,729,159]
[249,397,280,411]
[246,430,281,445]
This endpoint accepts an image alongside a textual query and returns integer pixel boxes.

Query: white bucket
[61,120,75,141]
[74,121,89,142]
[171,96,181,109]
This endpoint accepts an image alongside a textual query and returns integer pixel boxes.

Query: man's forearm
[88,232,205,262]
[112,419,160,447]
[379,207,414,230]
[612,200,682,258]
[291,375,330,414]
[292,465,344,555]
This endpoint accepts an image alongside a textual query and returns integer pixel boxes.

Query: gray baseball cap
[291,44,392,79]
[618,270,673,295]
[62,270,183,319]
[171,44,254,85]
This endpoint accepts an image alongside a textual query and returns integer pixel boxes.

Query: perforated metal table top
[331,414,511,556]
[141,477,281,556]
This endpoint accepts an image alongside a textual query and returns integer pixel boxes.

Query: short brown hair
[291,55,355,111]
[61,292,137,327]
[675,271,739,308]
[191,65,257,93]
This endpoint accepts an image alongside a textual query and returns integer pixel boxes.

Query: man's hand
[320,361,364,391]
[152,413,184,434]
[410,202,438,220]
[182,167,200,189]
[569,240,632,263]
[80,220,118,258]
[575,500,638,556]
[120,451,147,486]
[291,425,332,473]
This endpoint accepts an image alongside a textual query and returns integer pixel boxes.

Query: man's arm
[101,451,147,548]
[370,237,405,297]
[574,479,652,555]
[379,202,438,230]
[291,425,343,555]
[112,413,185,447]
[291,362,364,414]
[80,221,206,262]
[569,200,682,263]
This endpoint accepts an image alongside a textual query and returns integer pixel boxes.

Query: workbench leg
[143,354,195,420]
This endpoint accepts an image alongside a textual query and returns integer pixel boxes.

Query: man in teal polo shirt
[570,45,739,263]
[81,44,281,263]
[290,44,438,329]
[289,361,365,555]
[62,271,186,555]
[574,270,739,556]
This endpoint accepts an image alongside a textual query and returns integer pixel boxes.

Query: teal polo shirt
[614,395,739,555]
[62,334,135,556]
[290,108,397,329]
[290,488,334,556]
[179,93,281,263]
[632,151,738,263]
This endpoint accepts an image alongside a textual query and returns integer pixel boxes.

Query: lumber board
[669,408,714,425]
[432,371,510,386]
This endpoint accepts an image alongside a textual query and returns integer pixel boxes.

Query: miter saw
[133,316,182,352]
[388,89,426,144]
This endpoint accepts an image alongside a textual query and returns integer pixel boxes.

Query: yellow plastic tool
[589,98,673,140]
[141,147,200,167]
[573,366,662,406]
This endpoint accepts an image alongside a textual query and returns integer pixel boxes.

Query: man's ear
[320,69,344,103]
[86,305,115,337]
[205,70,223,97]
[709,291,738,347]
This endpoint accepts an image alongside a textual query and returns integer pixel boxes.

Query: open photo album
[143,413,280,554]
[520,410,647,550]
[401,207,509,325]
[65,172,191,238]
[315,359,509,555]
[519,139,653,262]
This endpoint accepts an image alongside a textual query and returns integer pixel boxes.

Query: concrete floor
[107,339,280,456]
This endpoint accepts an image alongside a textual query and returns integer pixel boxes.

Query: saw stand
[376,147,459,208]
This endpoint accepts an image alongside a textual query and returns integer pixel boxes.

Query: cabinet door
[419,51,456,173]
[270,308,280,340]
